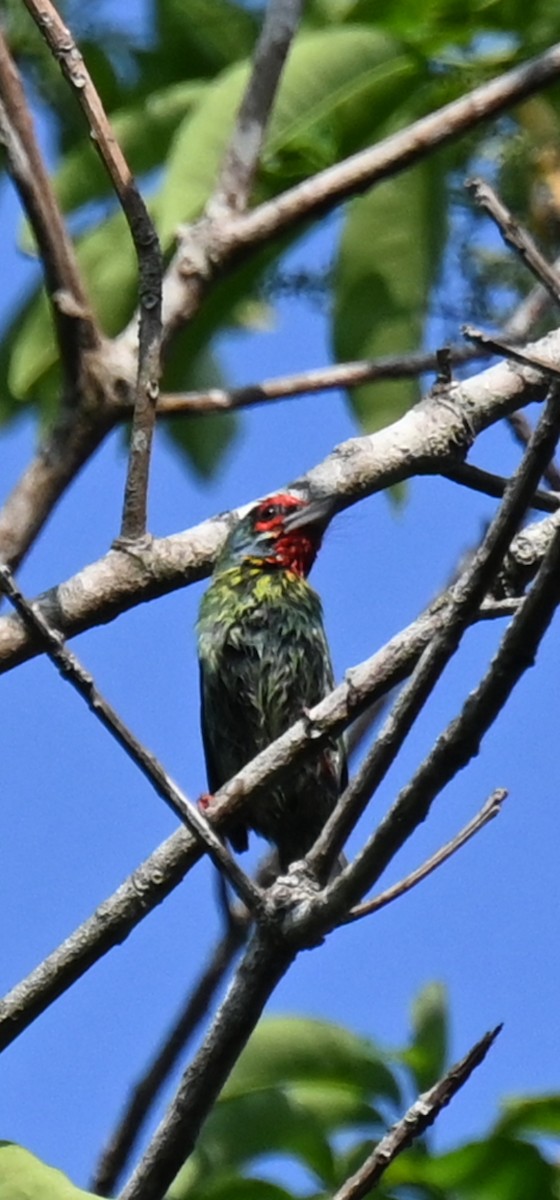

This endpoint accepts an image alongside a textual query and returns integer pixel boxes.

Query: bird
[197,492,346,874]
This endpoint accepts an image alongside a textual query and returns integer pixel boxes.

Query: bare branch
[332,1026,502,1200]
[120,926,296,1200]
[0,323,556,675]
[341,788,506,927]
[462,323,560,376]
[0,30,99,387]
[467,176,560,308]
[22,0,163,543]
[441,461,557,513]
[153,343,493,416]
[0,565,262,915]
[153,39,560,343]
[314,435,560,929]
[91,920,248,1197]
[0,593,470,1053]
[212,0,304,214]
[307,385,560,880]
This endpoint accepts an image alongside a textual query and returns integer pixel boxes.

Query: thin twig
[0,31,99,389]
[332,1026,502,1200]
[462,323,560,377]
[22,0,163,543]
[440,460,558,513]
[307,386,560,881]
[467,176,560,309]
[91,920,248,1197]
[341,787,506,927]
[0,565,262,915]
[152,343,492,416]
[211,0,304,214]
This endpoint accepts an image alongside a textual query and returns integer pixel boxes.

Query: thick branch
[120,927,295,1200]
[91,921,247,1197]
[0,326,555,674]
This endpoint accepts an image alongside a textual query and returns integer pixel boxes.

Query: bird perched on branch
[197,492,346,873]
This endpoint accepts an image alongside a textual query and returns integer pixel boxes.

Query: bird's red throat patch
[253,494,320,577]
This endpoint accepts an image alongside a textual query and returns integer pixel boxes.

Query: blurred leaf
[400,982,449,1092]
[496,1093,560,1139]
[154,0,258,81]
[158,26,421,239]
[388,1136,559,1199]
[169,1176,294,1200]
[333,158,448,432]
[0,1144,95,1200]
[172,1088,337,1195]
[222,1015,401,1105]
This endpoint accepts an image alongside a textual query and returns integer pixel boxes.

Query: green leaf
[400,982,449,1092]
[222,1016,401,1105]
[495,1093,560,1139]
[387,1137,559,1199]
[172,1087,336,1194]
[0,1144,96,1200]
[24,81,206,229]
[158,26,421,239]
[169,1175,294,1200]
[333,156,449,434]
[156,0,258,80]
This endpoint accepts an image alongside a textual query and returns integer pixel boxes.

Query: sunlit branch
[0,322,555,676]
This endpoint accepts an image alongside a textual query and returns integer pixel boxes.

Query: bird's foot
[198,791,213,813]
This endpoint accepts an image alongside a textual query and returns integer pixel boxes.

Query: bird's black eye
[258,503,280,523]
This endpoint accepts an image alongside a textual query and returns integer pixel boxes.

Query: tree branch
[313,434,560,929]
[341,787,506,927]
[307,385,560,880]
[0,322,556,675]
[21,0,164,544]
[211,0,304,214]
[468,175,560,308]
[0,565,262,916]
[91,919,248,1196]
[332,1026,502,1200]
[0,30,99,388]
[120,926,296,1200]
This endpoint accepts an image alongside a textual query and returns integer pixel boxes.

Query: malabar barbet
[197,493,346,871]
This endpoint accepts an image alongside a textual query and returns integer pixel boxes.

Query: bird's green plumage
[197,500,345,869]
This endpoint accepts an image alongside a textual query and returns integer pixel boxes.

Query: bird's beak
[283,496,334,534]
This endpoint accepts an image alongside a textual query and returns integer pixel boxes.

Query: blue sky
[1,3,560,1193]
